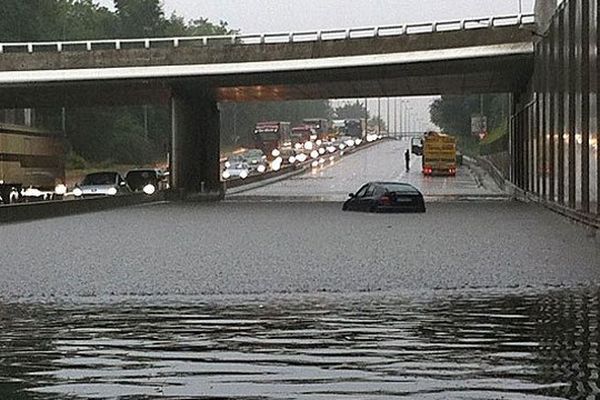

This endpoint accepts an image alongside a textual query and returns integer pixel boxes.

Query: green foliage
[66,151,87,169]
[333,101,369,120]
[114,0,164,37]
[430,94,509,156]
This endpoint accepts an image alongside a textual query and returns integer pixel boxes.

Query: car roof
[370,182,420,191]
[126,169,158,174]
[86,171,119,176]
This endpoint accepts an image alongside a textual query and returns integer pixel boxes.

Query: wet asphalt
[0,200,597,301]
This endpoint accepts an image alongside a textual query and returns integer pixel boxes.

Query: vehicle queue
[0,117,385,204]
[221,118,383,181]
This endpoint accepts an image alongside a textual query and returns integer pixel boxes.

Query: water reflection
[0,287,598,399]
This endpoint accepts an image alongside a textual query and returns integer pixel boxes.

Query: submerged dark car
[343,182,426,213]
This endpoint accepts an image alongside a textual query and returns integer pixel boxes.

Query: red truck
[254,121,291,158]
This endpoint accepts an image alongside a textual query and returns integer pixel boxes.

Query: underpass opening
[218,95,511,205]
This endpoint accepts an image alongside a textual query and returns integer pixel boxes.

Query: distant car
[343,182,426,213]
[224,155,246,169]
[222,163,251,180]
[125,169,166,195]
[243,149,268,172]
[73,172,130,198]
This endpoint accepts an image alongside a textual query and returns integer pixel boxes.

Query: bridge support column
[170,90,222,197]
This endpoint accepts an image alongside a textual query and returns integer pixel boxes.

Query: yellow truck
[421,132,457,176]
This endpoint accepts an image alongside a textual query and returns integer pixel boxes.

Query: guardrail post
[374,27,380,37]
[260,34,265,44]
[173,38,180,48]
[316,31,322,41]
[431,22,438,32]
[115,41,121,50]
[459,20,466,30]
[231,35,237,44]
[345,29,351,39]
[144,39,150,49]
[27,43,33,53]
[86,42,92,51]
[202,37,208,46]
[57,43,63,52]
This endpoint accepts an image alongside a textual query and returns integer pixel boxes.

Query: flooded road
[1,287,598,399]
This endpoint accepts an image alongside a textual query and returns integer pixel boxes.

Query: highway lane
[228,139,504,201]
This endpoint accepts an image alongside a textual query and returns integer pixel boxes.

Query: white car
[222,163,251,180]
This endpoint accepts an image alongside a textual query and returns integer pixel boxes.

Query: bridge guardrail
[0,14,535,54]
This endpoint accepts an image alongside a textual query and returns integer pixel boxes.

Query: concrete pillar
[170,89,221,196]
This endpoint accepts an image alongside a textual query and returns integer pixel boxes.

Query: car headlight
[222,170,231,180]
[311,160,319,168]
[288,156,296,164]
[54,184,67,196]
[304,141,314,151]
[73,187,83,197]
[107,187,118,196]
[310,150,319,159]
[271,149,281,157]
[257,164,267,173]
[143,184,156,195]
[355,139,362,146]
[271,157,283,171]
[240,170,249,179]
[318,148,326,155]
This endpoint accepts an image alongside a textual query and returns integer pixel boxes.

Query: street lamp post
[377,97,381,134]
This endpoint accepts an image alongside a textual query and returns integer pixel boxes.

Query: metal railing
[0,14,535,54]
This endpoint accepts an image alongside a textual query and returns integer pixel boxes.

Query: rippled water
[1,288,599,399]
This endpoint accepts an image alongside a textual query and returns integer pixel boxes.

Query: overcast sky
[97,0,535,34]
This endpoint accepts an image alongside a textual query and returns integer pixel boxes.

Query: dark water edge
[0,287,598,400]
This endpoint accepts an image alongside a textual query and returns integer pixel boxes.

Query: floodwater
[1,287,598,399]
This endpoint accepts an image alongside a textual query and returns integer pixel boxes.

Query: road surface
[229,139,504,201]
[0,139,598,399]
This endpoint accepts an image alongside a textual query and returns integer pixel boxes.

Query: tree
[114,0,165,37]
[333,100,369,120]
[429,94,509,155]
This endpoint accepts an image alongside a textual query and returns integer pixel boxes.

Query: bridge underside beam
[170,88,221,195]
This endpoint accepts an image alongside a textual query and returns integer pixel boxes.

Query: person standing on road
[404,149,411,172]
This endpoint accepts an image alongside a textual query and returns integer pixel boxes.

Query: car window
[355,184,369,197]
[364,185,376,197]
[383,183,420,194]
[82,173,117,185]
